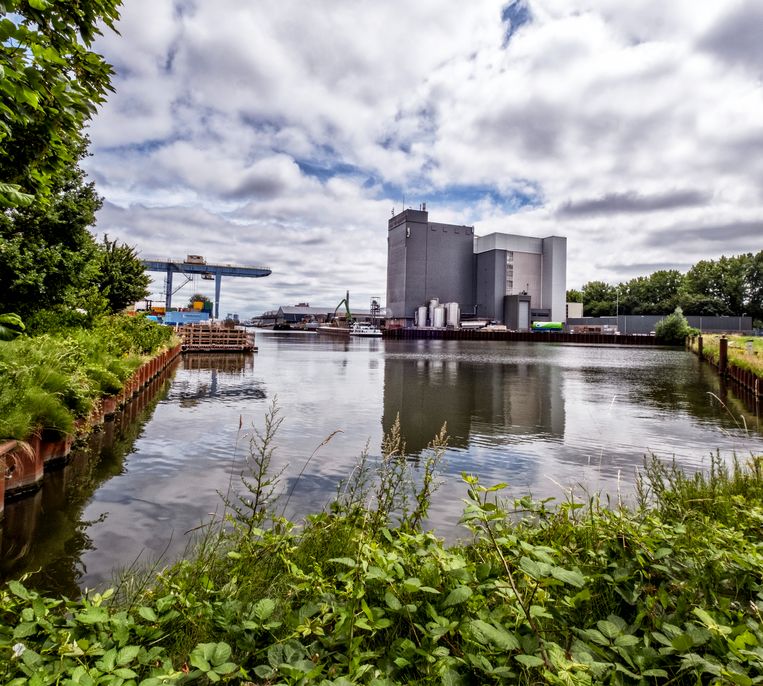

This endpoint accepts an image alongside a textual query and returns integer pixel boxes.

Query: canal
[2,333,761,596]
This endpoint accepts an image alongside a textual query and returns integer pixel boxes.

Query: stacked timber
[178,323,256,352]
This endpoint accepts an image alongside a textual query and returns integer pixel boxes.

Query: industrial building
[386,208,566,329]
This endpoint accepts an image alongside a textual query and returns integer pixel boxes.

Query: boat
[350,322,382,337]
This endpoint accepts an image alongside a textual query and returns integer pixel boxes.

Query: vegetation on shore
[2,408,763,685]
[654,307,696,345]
[0,314,176,441]
[690,333,763,378]
[567,251,763,323]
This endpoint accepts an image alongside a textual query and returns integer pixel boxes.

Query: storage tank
[433,305,446,328]
[417,305,428,328]
[428,298,439,327]
[446,302,460,327]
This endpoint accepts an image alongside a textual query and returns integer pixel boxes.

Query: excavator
[331,290,354,326]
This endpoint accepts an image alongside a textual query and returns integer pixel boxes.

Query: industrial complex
[386,208,566,330]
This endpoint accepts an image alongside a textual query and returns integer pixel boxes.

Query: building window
[505,251,514,295]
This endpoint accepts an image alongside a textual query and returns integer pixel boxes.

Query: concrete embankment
[0,344,182,518]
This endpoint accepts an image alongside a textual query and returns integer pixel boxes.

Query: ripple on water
[4,338,762,592]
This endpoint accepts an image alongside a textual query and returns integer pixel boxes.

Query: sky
[85,0,763,317]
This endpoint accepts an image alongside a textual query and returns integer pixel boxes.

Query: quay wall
[383,328,659,346]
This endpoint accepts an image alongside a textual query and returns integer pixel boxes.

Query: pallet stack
[178,323,256,352]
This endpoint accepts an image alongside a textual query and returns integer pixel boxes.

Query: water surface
[2,334,760,594]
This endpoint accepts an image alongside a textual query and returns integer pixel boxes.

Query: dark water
[2,334,761,595]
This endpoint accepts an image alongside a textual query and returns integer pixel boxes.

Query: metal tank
[433,305,446,328]
[417,305,428,328]
[428,298,439,328]
[446,302,460,327]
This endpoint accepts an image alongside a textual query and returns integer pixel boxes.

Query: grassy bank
[0,315,177,441]
[2,411,763,685]
[690,334,763,378]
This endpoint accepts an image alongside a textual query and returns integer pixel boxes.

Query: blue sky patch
[501,1,532,47]
[424,183,542,212]
[296,159,362,182]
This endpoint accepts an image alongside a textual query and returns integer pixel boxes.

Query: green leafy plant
[655,306,692,344]
[3,413,763,685]
[0,313,25,340]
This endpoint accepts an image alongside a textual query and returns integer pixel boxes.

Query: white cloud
[85,0,763,314]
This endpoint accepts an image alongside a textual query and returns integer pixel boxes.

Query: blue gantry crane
[141,254,271,319]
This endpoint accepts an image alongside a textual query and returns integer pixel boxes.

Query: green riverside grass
[0,314,177,440]
[2,404,763,685]
[691,334,763,378]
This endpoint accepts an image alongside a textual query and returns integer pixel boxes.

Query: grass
[0,314,177,441]
[689,333,763,378]
[2,404,763,685]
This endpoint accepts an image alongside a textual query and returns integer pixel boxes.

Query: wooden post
[719,336,728,378]
[698,335,703,356]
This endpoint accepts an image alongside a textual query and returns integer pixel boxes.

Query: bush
[655,306,692,344]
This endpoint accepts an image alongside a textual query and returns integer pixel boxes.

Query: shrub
[655,306,692,344]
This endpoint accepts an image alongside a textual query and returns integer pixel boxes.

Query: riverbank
[0,315,180,512]
[2,424,763,684]
[689,333,763,397]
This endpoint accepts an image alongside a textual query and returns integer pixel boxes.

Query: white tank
[446,302,460,327]
[428,298,439,327]
[433,305,446,328]
[417,305,428,328]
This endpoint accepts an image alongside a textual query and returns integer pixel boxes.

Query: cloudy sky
[85,0,763,317]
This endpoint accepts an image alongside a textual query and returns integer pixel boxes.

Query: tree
[566,288,582,302]
[97,235,150,313]
[645,269,684,312]
[0,140,104,317]
[0,0,121,206]
[581,280,616,316]
[676,292,729,316]
[683,255,747,315]
[744,251,763,321]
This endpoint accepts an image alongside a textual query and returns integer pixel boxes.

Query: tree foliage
[0,140,103,317]
[575,251,763,319]
[580,280,616,317]
[97,235,150,313]
[0,0,121,206]
[0,139,150,318]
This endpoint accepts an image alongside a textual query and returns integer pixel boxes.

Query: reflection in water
[383,352,564,453]
[168,353,264,407]
[2,339,761,594]
[0,370,177,597]
[380,342,761,506]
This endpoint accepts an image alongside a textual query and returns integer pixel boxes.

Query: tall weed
[3,411,763,685]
